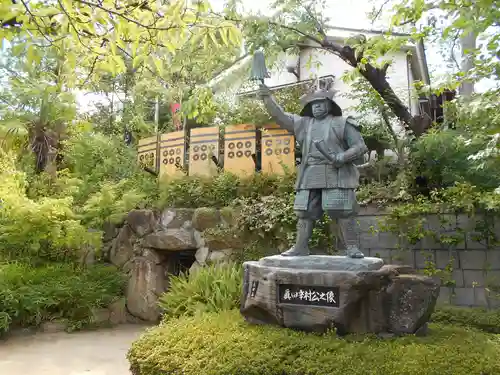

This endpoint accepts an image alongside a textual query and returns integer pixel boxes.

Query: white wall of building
[283,48,415,117]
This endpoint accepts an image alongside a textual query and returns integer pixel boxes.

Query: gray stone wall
[356,206,500,308]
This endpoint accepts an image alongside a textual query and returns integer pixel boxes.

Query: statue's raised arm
[257,84,302,134]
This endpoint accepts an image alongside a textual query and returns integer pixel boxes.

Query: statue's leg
[280,218,314,256]
[281,190,322,257]
[337,216,364,259]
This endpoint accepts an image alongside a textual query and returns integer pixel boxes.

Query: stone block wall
[356,207,500,308]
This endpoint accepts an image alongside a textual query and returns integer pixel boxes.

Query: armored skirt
[293,188,359,220]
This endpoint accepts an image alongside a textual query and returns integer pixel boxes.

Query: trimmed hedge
[128,310,500,375]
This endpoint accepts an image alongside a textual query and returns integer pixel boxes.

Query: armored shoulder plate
[345,116,362,131]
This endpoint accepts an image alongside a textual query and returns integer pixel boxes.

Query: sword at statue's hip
[313,139,340,165]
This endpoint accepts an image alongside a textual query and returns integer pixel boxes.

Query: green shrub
[0,150,100,263]
[157,263,242,320]
[157,171,295,208]
[409,129,500,190]
[23,129,158,230]
[234,193,297,249]
[128,310,500,375]
[233,194,335,254]
[62,131,150,199]
[432,305,500,333]
[0,262,126,333]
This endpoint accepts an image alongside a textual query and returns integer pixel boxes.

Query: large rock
[143,227,196,251]
[386,274,439,333]
[126,252,166,322]
[192,207,220,231]
[108,298,129,325]
[103,221,119,242]
[160,208,195,229]
[127,209,157,237]
[240,255,439,335]
[219,206,238,227]
[208,249,234,264]
[110,225,136,267]
[205,229,244,251]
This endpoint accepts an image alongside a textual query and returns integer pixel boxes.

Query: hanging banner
[170,103,182,130]
[261,124,295,175]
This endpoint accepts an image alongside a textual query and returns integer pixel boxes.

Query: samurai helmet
[299,80,342,117]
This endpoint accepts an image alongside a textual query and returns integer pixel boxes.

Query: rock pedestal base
[240,255,440,335]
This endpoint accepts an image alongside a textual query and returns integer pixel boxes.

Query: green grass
[431,304,500,333]
[128,309,500,375]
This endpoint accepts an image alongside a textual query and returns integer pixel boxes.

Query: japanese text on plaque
[278,284,340,307]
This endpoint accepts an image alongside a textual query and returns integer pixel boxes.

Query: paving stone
[451,270,464,288]
[370,249,392,263]
[437,286,453,305]
[466,232,489,249]
[456,214,477,232]
[391,249,415,267]
[415,250,435,269]
[426,214,457,233]
[452,287,475,306]
[435,249,459,269]
[377,232,400,249]
[486,250,500,269]
[472,287,488,307]
[459,250,487,270]
[486,270,500,283]
[359,231,378,250]
[463,270,485,287]
[356,216,380,233]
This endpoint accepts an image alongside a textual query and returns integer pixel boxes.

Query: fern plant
[158,263,243,321]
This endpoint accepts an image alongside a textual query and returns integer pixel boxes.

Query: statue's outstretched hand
[257,83,271,100]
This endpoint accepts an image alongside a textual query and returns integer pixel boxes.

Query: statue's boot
[281,219,313,256]
[338,217,365,259]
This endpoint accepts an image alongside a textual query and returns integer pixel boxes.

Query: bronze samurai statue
[258,83,368,258]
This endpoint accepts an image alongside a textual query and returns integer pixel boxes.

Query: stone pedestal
[240,255,440,335]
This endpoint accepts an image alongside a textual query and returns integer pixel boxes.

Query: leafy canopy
[0,0,242,83]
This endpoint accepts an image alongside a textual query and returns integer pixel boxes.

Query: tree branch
[74,0,194,31]
[20,0,57,46]
[370,0,392,25]
[381,62,390,75]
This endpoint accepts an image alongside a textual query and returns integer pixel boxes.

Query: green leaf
[164,40,176,53]
[113,55,126,74]
[203,34,209,50]
[132,54,145,69]
[219,28,228,46]
[227,27,240,45]
[110,41,117,56]
[208,30,220,47]
[152,57,164,75]
[11,43,26,56]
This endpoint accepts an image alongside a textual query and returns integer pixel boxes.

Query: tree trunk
[321,38,431,137]
[361,64,413,128]
[460,32,476,97]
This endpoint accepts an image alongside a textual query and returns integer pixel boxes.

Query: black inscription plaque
[278,284,340,307]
